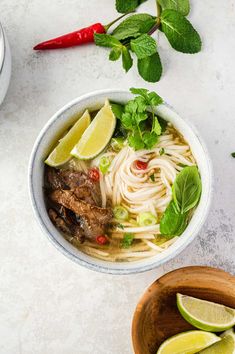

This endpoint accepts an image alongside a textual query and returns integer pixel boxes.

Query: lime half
[157,330,220,354]
[177,293,235,332]
[71,100,116,160]
[199,330,235,353]
[45,110,91,167]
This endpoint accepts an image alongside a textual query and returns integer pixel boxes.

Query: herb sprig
[113,88,164,150]
[94,0,201,82]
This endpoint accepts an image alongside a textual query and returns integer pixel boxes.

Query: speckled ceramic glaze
[0,23,11,105]
[28,90,213,274]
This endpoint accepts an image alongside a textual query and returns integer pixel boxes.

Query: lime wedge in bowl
[157,330,220,354]
[199,329,235,353]
[177,293,235,332]
[71,100,116,160]
[45,110,91,167]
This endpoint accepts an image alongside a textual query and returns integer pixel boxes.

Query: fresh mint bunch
[112,88,164,150]
[94,0,201,82]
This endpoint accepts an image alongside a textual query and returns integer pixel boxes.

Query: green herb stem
[104,12,133,31]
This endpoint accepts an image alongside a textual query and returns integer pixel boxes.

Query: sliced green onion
[111,137,125,152]
[137,212,157,226]
[113,205,129,221]
[121,233,134,248]
[99,156,111,174]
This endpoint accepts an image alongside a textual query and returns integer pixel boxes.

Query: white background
[0,0,235,353]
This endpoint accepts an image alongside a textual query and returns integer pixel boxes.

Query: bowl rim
[0,23,5,74]
[28,89,213,275]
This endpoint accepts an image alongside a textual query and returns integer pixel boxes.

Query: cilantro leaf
[152,116,162,135]
[112,14,156,40]
[142,131,158,149]
[109,48,122,61]
[121,112,134,129]
[122,47,133,72]
[130,88,149,97]
[158,0,190,16]
[158,116,168,132]
[121,233,134,248]
[94,33,122,48]
[110,103,124,119]
[135,112,148,125]
[161,10,202,53]
[130,34,157,59]
[125,100,138,114]
[148,92,163,106]
[134,96,147,112]
[138,52,162,82]
[128,131,145,150]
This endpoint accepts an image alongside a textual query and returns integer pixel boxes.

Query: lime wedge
[199,330,235,353]
[71,100,116,160]
[157,331,220,354]
[45,110,91,167]
[177,293,235,332]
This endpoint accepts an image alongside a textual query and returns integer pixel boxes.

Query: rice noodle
[77,126,196,262]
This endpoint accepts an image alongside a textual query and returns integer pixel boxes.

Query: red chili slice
[135,160,148,170]
[96,235,108,245]
[88,167,100,182]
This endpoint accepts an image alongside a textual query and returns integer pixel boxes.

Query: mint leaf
[109,48,122,61]
[161,10,202,53]
[142,131,158,149]
[158,0,190,16]
[138,52,162,82]
[172,166,202,214]
[122,47,133,72]
[94,33,122,48]
[152,116,162,135]
[112,14,156,40]
[121,233,134,248]
[131,34,157,59]
[128,131,145,150]
[160,201,188,237]
[116,0,148,13]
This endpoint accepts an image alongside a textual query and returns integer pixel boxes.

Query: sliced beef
[49,189,113,240]
[48,208,85,243]
[45,166,87,190]
[45,166,102,206]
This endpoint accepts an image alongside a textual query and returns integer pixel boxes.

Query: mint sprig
[94,1,201,82]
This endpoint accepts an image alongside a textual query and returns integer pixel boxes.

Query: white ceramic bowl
[0,23,11,106]
[29,90,212,274]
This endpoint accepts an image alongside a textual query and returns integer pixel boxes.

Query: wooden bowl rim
[131,266,235,354]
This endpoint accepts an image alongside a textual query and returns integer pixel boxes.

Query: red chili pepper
[135,160,148,170]
[96,235,108,245]
[88,167,100,182]
[33,13,129,50]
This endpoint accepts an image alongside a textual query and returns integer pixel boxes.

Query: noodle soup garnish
[44,88,202,262]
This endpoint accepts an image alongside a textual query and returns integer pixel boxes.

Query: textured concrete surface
[0,0,235,353]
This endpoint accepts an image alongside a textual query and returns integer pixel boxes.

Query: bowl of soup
[29,89,212,274]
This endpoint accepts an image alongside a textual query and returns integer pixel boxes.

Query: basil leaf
[122,47,133,72]
[115,0,148,13]
[161,10,201,53]
[160,201,188,237]
[131,34,157,59]
[172,166,202,214]
[109,48,122,61]
[112,14,156,40]
[138,52,162,82]
[158,0,190,16]
[231,152,235,158]
[94,33,122,48]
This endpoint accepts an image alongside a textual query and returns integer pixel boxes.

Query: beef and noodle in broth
[44,89,202,262]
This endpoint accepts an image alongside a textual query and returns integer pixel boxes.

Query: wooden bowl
[132,266,235,354]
